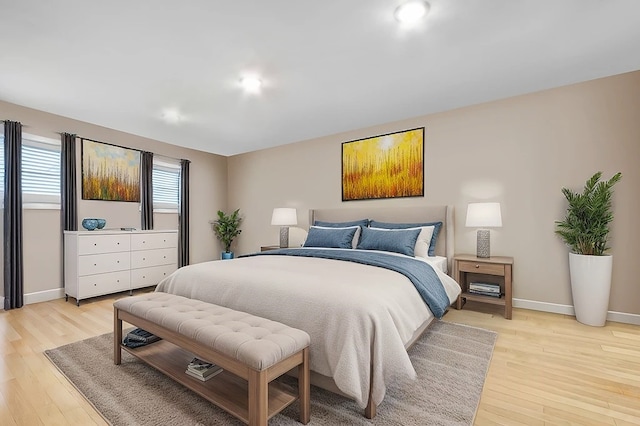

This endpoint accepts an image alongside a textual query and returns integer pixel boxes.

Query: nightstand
[453,254,514,319]
[260,245,282,252]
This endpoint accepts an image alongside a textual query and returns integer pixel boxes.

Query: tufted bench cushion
[113,292,310,370]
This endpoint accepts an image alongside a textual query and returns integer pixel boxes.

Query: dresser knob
[475,264,480,268]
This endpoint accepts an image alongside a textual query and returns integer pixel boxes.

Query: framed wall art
[81,138,141,202]
[342,127,424,201]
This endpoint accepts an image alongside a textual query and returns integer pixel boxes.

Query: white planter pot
[569,253,613,326]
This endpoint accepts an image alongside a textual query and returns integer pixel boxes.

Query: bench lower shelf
[122,340,298,424]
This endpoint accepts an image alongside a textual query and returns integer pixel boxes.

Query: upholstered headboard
[309,205,455,272]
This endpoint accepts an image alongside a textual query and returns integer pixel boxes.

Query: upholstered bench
[113,292,310,426]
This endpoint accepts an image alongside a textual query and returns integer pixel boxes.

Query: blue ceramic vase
[221,252,234,260]
[82,218,98,231]
[96,218,106,229]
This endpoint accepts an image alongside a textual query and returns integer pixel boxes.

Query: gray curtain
[178,159,190,267]
[140,151,154,230]
[61,133,77,231]
[3,120,24,310]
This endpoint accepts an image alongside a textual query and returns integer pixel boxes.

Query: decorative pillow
[356,227,421,257]
[313,219,370,228]
[312,225,361,249]
[370,226,434,258]
[303,226,359,249]
[369,220,443,256]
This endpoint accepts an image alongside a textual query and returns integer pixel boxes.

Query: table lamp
[465,202,502,258]
[271,208,297,248]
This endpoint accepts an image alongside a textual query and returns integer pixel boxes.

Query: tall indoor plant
[212,209,242,259]
[555,171,622,326]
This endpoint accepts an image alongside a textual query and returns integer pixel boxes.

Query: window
[0,132,61,208]
[153,158,180,211]
[22,136,61,206]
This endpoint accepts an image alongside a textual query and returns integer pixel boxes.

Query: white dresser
[64,230,178,305]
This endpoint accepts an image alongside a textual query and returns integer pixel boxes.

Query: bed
[155,205,461,418]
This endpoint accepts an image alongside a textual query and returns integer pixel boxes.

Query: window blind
[153,165,180,208]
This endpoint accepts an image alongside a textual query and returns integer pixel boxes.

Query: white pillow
[369,226,435,258]
[309,225,361,249]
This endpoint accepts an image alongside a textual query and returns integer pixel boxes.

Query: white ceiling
[1,1,639,156]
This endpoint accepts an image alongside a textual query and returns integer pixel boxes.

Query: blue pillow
[356,227,421,257]
[303,226,359,249]
[369,220,443,256]
[313,219,369,228]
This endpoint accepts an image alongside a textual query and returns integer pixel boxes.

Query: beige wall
[0,100,228,298]
[228,71,640,316]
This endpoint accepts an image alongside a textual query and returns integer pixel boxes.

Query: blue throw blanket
[241,248,451,319]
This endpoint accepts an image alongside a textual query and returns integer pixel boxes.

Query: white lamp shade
[465,203,502,228]
[271,208,298,226]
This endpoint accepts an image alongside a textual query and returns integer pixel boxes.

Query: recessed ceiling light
[161,108,182,124]
[240,76,262,93]
[394,1,430,24]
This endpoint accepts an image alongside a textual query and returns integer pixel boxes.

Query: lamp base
[279,226,289,248]
[476,229,490,258]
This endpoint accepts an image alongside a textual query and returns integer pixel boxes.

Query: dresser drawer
[78,234,130,255]
[457,260,505,276]
[131,264,177,289]
[131,248,176,268]
[78,271,130,298]
[78,252,131,276]
[131,232,177,251]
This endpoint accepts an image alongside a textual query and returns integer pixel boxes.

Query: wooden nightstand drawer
[457,260,505,276]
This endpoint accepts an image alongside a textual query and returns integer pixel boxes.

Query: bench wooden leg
[113,307,122,365]
[248,369,268,426]
[298,348,310,424]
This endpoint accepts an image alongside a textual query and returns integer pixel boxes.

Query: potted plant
[555,171,622,326]
[212,209,242,259]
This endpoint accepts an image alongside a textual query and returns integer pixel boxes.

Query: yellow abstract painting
[82,139,141,202]
[342,127,424,201]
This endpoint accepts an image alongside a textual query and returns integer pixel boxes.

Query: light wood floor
[1,294,639,425]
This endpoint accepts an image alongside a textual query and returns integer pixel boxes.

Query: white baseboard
[2,288,64,310]
[513,298,575,315]
[513,298,640,325]
[24,288,65,305]
[606,310,640,326]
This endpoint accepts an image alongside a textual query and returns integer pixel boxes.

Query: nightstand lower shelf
[459,292,505,306]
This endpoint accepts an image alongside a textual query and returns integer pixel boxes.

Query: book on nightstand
[468,282,502,298]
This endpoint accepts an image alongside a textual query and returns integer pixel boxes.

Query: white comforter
[156,249,460,407]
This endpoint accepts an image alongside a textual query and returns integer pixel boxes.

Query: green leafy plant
[213,209,242,253]
[555,171,622,256]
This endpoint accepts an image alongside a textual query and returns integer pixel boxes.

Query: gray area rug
[45,321,496,426]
